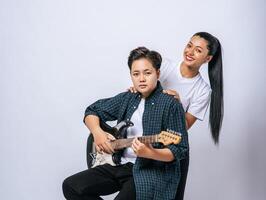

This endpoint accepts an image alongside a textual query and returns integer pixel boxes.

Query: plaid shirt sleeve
[84,92,128,122]
[165,101,189,161]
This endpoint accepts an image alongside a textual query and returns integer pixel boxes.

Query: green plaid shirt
[85,82,189,200]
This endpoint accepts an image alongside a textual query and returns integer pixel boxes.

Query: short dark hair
[128,47,162,70]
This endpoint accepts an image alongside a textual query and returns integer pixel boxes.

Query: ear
[205,55,213,63]
[156,69,160,79]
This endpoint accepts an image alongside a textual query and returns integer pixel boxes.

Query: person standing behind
[130,32,224,200]
[161,32,224,200]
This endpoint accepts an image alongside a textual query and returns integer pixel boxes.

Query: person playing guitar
[63,47,189,200]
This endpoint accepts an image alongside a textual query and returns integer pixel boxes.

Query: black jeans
[62,163,135,200]
[175,155,190,200]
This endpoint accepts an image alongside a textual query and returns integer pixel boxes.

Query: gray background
[1,0,265,199]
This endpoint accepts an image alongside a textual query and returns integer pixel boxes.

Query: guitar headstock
[158,129,182,145]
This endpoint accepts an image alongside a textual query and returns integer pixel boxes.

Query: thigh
[64,165,120,196]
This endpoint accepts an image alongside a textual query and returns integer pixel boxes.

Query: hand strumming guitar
[84,115,116,154]
[93,129,116,154]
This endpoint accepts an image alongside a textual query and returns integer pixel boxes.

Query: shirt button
[151,102,154,105]
[133,106,136,109]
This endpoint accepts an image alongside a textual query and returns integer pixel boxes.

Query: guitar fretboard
[111,135,158,150]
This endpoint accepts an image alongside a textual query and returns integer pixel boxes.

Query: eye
[145,71,152,75]
[132,73,139,77]
[196,49,202,53]
[187,43,192,48]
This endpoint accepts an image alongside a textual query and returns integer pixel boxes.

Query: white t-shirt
[160,58,211,121]
[121,98,145,164]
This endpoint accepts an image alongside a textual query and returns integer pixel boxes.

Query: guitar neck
[111,135,158,150]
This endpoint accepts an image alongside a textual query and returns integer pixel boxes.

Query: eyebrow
[188,41,204,50]
[132,69,152,73]
[131,70,140,73]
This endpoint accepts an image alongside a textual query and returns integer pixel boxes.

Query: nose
[187,48,194,56]
[140,73,145,82]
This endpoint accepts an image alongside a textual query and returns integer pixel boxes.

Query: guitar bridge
[89,153,97,165]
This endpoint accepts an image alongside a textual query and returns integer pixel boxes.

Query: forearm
[142,147,175,162]
[185,112,197,130]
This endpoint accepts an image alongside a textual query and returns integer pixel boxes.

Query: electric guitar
[86,120,182,168]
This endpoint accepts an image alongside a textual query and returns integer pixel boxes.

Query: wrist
[143,146,156,159]
[92,127,105,136]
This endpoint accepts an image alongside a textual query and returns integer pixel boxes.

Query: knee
[62,178,70,198]
[62,177,76,199]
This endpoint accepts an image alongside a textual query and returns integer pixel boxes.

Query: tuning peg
[166,129,182,136]
[167,129,174,133]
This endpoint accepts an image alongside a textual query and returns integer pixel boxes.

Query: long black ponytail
[194,32,224,144]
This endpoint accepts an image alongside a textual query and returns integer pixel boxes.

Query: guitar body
[86,120,182,168]
[86,120,134,168]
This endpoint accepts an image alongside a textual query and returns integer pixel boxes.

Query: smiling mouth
[186,55,195,61]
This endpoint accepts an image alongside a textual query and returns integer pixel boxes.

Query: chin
[139,89,151,97]
[184,59,195,66]
[138,88,147,93]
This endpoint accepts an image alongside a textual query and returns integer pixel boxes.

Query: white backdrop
[1,0,266,199]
